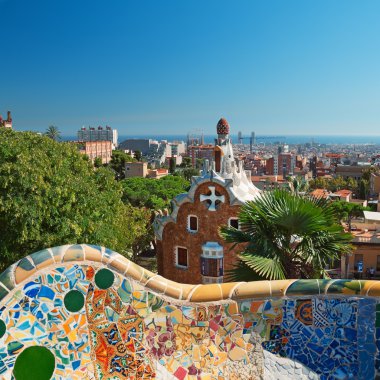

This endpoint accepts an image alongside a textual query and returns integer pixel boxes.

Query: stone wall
[1,245,380,379]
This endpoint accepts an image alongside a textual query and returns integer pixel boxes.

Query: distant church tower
[0,111,13,129]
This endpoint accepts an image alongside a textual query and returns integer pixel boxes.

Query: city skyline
[1,0,380,135]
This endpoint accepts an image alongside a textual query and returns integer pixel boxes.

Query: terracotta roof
[334,189,352,197]
[325,153,344,158]
[310,189,329,198]
[189,144,214,149]
[251,175,284,182]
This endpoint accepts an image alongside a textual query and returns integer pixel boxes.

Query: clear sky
[1,0,380,136]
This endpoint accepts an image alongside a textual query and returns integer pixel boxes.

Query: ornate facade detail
[200,186,225,211]
[154,119,261,284]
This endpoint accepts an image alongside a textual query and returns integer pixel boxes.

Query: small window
[176,247,188,268]
[229,218,239,229]
[188,215,198,233]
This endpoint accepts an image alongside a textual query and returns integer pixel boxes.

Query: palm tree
[220,190,352,281]
[45,125,61,141]
[287,175,309,194]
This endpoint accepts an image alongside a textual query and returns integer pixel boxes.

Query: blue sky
[1,0,380,136]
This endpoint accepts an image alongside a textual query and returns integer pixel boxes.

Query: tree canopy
[180,157,192,168]
[121,175,190,210]
[329,201,369,229]
[45,125,61,141]
[220,190,352,281]
[0,130,147,270]
[109,150,135,179]
[133,150,142,162]
[309,175,370,199]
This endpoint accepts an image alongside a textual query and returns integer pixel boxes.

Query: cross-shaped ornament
[200,186,225,211]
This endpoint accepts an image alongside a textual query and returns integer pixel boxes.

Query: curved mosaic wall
[1,244,380,379]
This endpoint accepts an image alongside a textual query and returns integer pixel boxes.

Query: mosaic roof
[216,118,230,135]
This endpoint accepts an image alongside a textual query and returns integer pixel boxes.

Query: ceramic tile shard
[0,252,379,379]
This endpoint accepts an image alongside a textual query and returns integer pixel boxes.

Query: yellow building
[342,226,380,278]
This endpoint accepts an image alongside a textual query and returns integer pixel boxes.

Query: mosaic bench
[0,244,379,379]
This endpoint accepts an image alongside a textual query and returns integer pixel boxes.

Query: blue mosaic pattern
[240,297,378,379]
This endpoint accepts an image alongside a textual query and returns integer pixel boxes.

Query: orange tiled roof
[334,189,352,197]
[310,189,329,198]
[325,153,344,158]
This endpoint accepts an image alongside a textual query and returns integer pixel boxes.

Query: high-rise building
[77,126,118,148]
[266,148,296,176]
[188,144,215,167]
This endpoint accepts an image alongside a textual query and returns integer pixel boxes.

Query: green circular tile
[0,320,6,338]
[64,290,84,312]
[95,268,114,289]
[13,346,55,380]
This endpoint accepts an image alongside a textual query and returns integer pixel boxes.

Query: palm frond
[240,253,286,280]
[220,189,353,281]
[219,225,251,244]
[225,260,264,282]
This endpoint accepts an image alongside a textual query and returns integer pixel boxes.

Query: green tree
[328,176,347,192]
[345,177,358,193]
[308,177,328,190]
[121,176,190,210]
[120,175,190,257]
[134,150,142,161]
[169,157,176,174]
[358,179,369,199]
[45,125,61,141]
[220,190,352,281]
[288,176,308,194]
[94,157,103,168]
[109,150,134,180]
[329,201,369,230]
[123,206,152,261]
[0,130,145,270]
[181,168,200,181]
[362,166,379,181]
[180,157,192,168]
[329,200,369,277]
[195,158,204,169]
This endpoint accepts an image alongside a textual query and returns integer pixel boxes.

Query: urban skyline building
[77,140,113,164]
[77,126,118,148]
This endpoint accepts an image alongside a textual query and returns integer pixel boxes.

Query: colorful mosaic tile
[0,245,380,379]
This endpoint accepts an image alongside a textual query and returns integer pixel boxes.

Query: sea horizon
[61,134,380,145]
